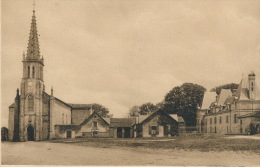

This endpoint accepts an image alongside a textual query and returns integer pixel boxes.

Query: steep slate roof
[217,89,232,106]
[109,118,136,127]
[201,92,217,109]
[236,77,250,100]
[224,96,235,105]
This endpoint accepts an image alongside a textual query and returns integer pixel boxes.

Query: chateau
[8,9,185,141]
[197,73,260,135]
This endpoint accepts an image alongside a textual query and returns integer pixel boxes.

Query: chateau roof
[201,92,216,109]
[217,89,232,106]
[236,77,249,100]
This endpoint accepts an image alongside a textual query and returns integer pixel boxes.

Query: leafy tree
[210,83,239,95]
[91,103,111,118]
[129,105,140,117]
[162,83,206,126]
[139,103,157,115]
[128,103,158,117]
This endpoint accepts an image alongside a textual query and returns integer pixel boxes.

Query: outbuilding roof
[109,118,136,127]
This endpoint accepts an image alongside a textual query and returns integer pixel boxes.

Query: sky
[1,0,260,127]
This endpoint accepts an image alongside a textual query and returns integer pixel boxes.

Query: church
[8,9,94,141]
[8,9,185,141]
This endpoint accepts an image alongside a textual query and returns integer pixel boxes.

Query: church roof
[68,103,92,110]
[26,10,41,60]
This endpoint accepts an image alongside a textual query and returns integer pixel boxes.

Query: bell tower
[19,9,45,141]
[248,71,256,100]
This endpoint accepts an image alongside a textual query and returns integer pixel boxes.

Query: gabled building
[197,72,260,135]
[135,110,185,137]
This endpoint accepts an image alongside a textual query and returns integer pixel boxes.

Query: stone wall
[52,99,71,125]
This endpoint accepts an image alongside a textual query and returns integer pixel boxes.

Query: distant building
[197,72,260,135]
[55,110,185,138]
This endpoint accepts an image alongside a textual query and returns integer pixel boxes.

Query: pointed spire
[26,6,40,60]
[23,51,25,61]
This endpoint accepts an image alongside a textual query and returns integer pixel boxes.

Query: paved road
[1,141,260,166]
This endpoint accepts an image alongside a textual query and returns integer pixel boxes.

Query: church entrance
[27,125,35,141]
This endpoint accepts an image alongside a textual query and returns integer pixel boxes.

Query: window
[214,117,217,124]
[28,66,30,78]
[234,114,237,123]
[210,118,212,125]
[32,66,35,78]
[62,113,64,124]
[226,115,229,123]
[227,126,229,133]
[93,122,98,128]
[28,95,34,111]
[151,126,157,130]
[215,126,217,133]
[66,115,67,124]
[219,116,222,124]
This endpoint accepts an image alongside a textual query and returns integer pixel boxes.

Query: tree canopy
[162,83,206,126]
[210,83,239,95]
[128,102,159,117]
[91,103,112,118]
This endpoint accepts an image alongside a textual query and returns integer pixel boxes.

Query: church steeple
[26,10,41,60]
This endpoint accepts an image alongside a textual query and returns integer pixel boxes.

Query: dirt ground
[1,141,260,166]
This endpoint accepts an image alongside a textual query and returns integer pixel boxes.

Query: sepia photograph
[1,0,260,166]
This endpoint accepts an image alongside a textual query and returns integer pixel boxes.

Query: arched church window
[28,66,30,78]
[32,66,35,78]
[28,95,34,111]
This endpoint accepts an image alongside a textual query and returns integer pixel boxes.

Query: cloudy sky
[2,0,260,127]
